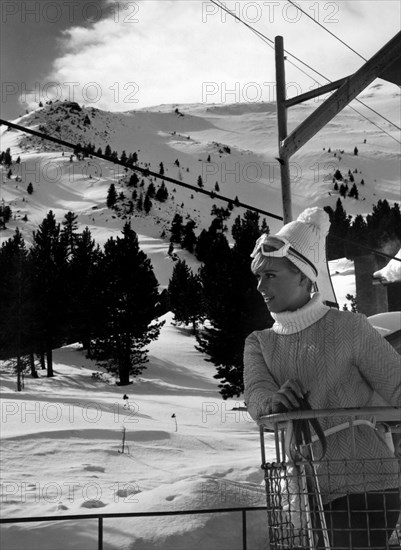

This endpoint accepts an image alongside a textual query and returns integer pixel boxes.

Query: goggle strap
[288,247,318,278]
[251,238,318,278]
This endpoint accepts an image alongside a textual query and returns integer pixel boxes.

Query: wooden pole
[275,36,292,223]
[281,30,401,159]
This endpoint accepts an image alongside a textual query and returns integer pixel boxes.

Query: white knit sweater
[244,294,401,502]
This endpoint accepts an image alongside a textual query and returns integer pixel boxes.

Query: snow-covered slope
[1,85,399,289]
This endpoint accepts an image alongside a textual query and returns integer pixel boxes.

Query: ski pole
[301,420,331,550]
[307,443,331,550]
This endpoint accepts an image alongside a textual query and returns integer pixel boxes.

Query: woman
[243,207,400,548]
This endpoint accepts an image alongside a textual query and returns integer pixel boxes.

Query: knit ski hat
[274,207,331,283]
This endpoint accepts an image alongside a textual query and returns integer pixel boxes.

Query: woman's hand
[270,379,305,413]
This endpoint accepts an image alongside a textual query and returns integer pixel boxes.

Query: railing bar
[260,406,401,425]
[0,506,267,524]
[242,509,247,550]
[259,426,266,467]
[98,517,103,550]
[274,424,281,462]
[349,416,356,458]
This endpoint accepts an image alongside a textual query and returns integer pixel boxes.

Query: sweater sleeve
[354,314,401,407]
[243,331,280,423]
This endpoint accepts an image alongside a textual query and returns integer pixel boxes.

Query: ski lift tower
[275,31,401,306]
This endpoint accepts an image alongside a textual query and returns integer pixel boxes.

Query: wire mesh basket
[259,407,401,550]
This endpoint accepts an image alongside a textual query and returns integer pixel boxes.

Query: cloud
[20,0,401,113]
[22,1,269,111]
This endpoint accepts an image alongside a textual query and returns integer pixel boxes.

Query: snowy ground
[0,312,270,550]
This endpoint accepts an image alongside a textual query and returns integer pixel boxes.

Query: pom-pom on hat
[274,207,331,282]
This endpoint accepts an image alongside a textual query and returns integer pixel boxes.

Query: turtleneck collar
[270,293,330,334]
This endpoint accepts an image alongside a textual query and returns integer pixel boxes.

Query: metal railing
[0,506,267,550]
[259,406,401,550]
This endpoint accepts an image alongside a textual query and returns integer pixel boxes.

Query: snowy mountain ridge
[1,86,400,289]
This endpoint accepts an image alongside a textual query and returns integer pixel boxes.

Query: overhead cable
[209,0,401,142]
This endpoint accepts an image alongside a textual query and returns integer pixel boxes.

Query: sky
[1,0,401,121]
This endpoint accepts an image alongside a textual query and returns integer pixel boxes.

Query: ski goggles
[250,235,318,278]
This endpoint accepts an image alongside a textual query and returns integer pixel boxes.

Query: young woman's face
[254,257,311,313]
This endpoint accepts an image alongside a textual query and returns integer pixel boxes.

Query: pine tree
[4,148,12,166]
[194,215,227,262]
[348,183,359,199]
[354,146,358,156]
[334,169,343,180]
[0,229,36,388]
[261,218,269,233]
[61,211,79,258]
[366,200,401,249]
[105,144,112,157]
[68,227,104,356]
[129,173,139,187]
[159,162,165,175]
[29,211,69,376]
[346,214,368,259]
[0,204,12,229]
[155,182,168,202]
[324,199,351,260]
[181,220,197,253]
[345,294,358,312]
[144,193,152,214]
[74,143,82,159]
[167,260,204,333]
[197,175,204,188]
[147,182,156,198]
[194,229,211,263]
[107,184,118,208]
[170,213,184,244]
[93,223,164,385]
[214,182,220,192]
[27,182,34,194]
[231,210,262,256]
[196,215,271,398]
